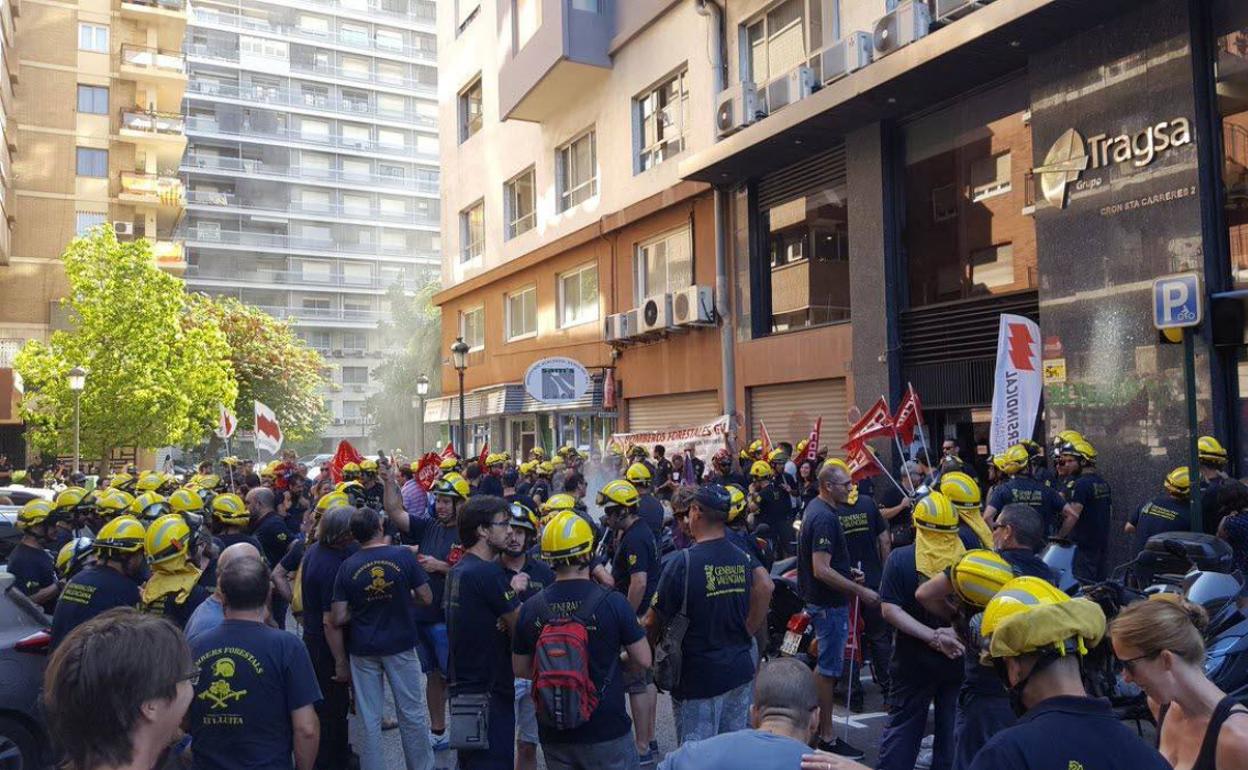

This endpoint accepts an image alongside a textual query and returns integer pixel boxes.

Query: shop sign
[1036,118,1192,209]
[523,357,590,404]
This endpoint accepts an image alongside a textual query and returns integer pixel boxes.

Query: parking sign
[1153,273,1203,330]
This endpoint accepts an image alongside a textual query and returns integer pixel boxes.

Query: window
[378,128,406,149]
[970,152,1012,201]
[301,261,331,281]
[557,130,597,211]
[340,22,368,46]
[77,85,108,115]
[558,263,598,327]
[301,119,330,140]
[342,124,370,147]
[460,306,485,350]
[342,400,365,419]
[506,286,537,340]
[456,0,481,32]
[76,148,108,178]
[636,68,689,172]
[571,0,599,10]
[342,366,369,385]
[376,28,404,51]
[460,200,484,262]
[75,212,106,236]
[744,0,805,85]
[515,0,540,48]
[299,14,330,35]
[343,193,371,215]
[78,23,108,53]
[341,331,368,351]
[504,167,536,239]
[306,330,332,351]
[459,77,483,143]
[970,243,1014,290]
[636,227,693,302]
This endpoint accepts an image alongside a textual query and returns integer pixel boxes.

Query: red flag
[844,595,864,664]
[329,440,364,484]
[846,444,882,482]
[216,403,236,439]
[842,397,894,451]
[759,420,773,455]
[804,417,822,462]
[441,443,458,460]
[477,442,489,468]
[415,452,441,491]
[893,384,925,445]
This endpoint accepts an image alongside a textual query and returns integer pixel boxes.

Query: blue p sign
[1153,273,1203,330]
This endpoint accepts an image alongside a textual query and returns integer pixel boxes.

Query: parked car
[0,487,54,507]
[0,567,52,769]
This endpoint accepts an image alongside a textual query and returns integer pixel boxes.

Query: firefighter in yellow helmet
[50,515,147,645]
[478,452,506,497]
[750,457,796,559]
[1125,467,1192,559]
[983,443,1076,537]
[52,486,96,547]
[1197,435,1231,534]
[1053,439,1113,581]
[626,462,665,539]
[140,513,211,628]
[13,499,63,611]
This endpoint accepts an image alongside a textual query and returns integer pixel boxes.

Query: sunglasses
[1120,649,1166,674]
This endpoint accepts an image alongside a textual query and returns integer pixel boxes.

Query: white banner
[609,415,731,461]
[216,403,237,439]
[990,314,1043,455]
[253,400,284,455]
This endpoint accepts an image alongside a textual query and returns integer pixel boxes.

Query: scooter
[765,556,817,667]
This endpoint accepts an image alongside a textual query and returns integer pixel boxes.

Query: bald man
[185,542,264,641]
[248,486,292,629]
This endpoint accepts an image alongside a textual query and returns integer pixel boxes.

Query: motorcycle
[764,556,817,667]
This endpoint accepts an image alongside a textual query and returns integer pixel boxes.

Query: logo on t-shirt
[200,658,247,710]
[365,566,394,598]
[628,554,637,566]
[703,563,747,597]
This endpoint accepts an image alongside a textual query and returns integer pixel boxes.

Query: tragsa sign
[524,357,591,404]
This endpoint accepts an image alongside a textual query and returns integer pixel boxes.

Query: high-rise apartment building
[1,0,189,458]
[181,0,440,451]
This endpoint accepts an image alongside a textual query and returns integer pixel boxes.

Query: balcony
[119,45,187,108]
[185,189,437,227]
[184,44,435,96]
[182,224,438,260]
[118,109,187,167]
[184,116,434,163]
[188,7,437,63]
[152,239,186,273]
[498,0,613,122]
[183,264,421,292]
[119,171,184,206]
[251,304,384,327]
[182,153,439,195]
[120,0,186,50]
[184,79,435,129]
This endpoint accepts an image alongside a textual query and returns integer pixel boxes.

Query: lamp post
[68,366,87,474]
[450,337,469,453]
[413,373,429,456]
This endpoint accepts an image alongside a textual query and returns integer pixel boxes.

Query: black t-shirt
[876,485,914,547]
[333,544,430,657]
[1069,473,1112,552]
[445,553,521,697]
[796,497,852,608]
[725,527,764,570]
[188,619,322,770]
[217,532,265,553]
[756,482,793,534]
[8,542,56,612]
[513,579,644,745]
[478,475,504,497]
[988,478,1067,535]
[279,538,305,573]
[637,494,666,540]
[51,565,141,645]
[284,497,307,537]
[1129,494,1190,556]
[835,497,887,588]
[612,519,658,614]
[407,515,459,623]
[361,481,384,511]
[968,696,1172,770]
[505,556,556,603]
[141,577,211,629]
[880,545,961,680]
[300,542,357,645]
[653,538,754,700]
[252,514,293,568]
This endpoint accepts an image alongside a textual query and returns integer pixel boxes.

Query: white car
[0,486,55,506]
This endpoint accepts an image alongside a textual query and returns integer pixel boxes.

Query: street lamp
[450,337,469,453]
[413,373,429,456]
[68,366,87,474]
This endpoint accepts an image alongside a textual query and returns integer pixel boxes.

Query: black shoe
[818,738,866,761]
[848,696,864,713]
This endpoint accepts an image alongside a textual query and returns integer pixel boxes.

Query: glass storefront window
[902,79,1036,306]
[760,181,850,332]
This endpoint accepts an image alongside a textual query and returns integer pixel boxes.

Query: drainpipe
[696,0,738,443]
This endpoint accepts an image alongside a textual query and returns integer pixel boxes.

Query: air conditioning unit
[672,285,714,327]
[330,349,344,357]
[623,308,642,338]
[809,33,873,85]
[113,221,135,237]
[932,0,993,24]
[765,66,817,114]
[604,312,632,342]
[715,81,766,139]
[638,294,672,334]
[873,1,931,58]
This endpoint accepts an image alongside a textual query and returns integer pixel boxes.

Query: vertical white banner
[990,314,1043,455]
[253,400,283,455]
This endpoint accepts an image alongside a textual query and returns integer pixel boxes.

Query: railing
[120,171,185,204]
[184,44,436,95]
[184,79,436,127]
[120,109,185,136]
[152,240,186,266]
[182,224,436,258]
[182,153,439,193]
[121,0,186,12]
[188,8,437,62]
[120,44,186,74]
[251,304,384,323]
[183,263,419,290]
[185,188,437,225]
[185,116,433,160]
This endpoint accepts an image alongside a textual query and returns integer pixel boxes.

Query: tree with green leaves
[14,228,237,464]
[366,281,443,453]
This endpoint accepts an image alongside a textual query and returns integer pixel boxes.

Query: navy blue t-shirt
[637,494,666,540]
[880,545,961,680]
[299,542,357,644]
[513,579,644,744]
[1129,494,1189,556]
[505,555,556,603]
[445,553,521,697]
[653,538,754,700]
[141,577,211,630]
[612,519,658,614]
[1069,473,1112,552]
[725,527,764,570]
[188,619,322,770]
[835,497,887,588]
[755,482,793,534]
[968,696,1171,770]
[478,475,504,497]
[987,477,1067,535]
[253,514,293,568]
[8,543,56,612]
[279,537,304,573]
[333,545,430,657]
[796,497,852,608]
[51,565,141,645]
[406,516,459,624]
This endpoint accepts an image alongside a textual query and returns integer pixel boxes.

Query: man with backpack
[512,511,653,770]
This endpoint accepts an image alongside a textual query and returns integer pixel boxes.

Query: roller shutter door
[748,378,848,452]
[626,391,721,432]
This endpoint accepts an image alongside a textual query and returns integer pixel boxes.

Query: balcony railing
[188,7,437,62]
[182,153,439,194]
[120,171,185,205]
[185,116,433,160]
[185,188,437,225]
[183,263,420,290]
[121,0,186,12]
[120,109,185,137]
[120,44,186,74]
[251,304,384,323]
[184,44,435,95]
[184,79,435,127]
[182,224,436,258]
[152,239,186,268]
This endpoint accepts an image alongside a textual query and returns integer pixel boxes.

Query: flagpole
[910,384,937,476]
[844,578,861,742]
[884,394,915,495]
[868,448,909,498]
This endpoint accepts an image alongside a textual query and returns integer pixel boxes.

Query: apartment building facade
[0,0,188,460]
[181,0,440,452]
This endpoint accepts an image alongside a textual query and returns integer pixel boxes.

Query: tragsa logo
[1035,128,1089,209]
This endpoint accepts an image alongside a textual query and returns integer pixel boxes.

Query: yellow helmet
[485,453,505,467]
[950,549,1015,607]
[145,513,194,566]
[939,472,981,508]
[168,488,206,516]
[431,473,470,502]
[997,445,1030,476]
[1060,439,1097,464]
[981,577,1104,660]
[17,499,55,531]
[316,490,351,513]
[96,488,135,520]
[540,511,594,564]
[108,472,135,491]
[596,479,639,509]
[725,484,746,523]
[536,461,554,476]
[1053,430,1084,451]
[221,456,241,467]
[748,439,765,456]
[54,487,95,515]
[625,463,652,484]
[130,492,171,524]
[750,460,774,479]
[335,480,368,507]
[913,492,959,533]
[356,459,377,474]
[211,493,250,526]
[980,576,1071,637]
[1164,467,1191,497]
[135,471,164,493]
[94,515,147,557]
[768,448,787,463]
[342,461,362,479]
[190,473,223,492]
[260,461,280,479]
[541,493,578,514]
[438,458,459,472]
[56,536,94,581]
[519,461,535,475]
[1198,436,1228,466]
[509,501,539,533]
[550,455,566,469]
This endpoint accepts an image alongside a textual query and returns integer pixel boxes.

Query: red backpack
[529,588,611,731]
